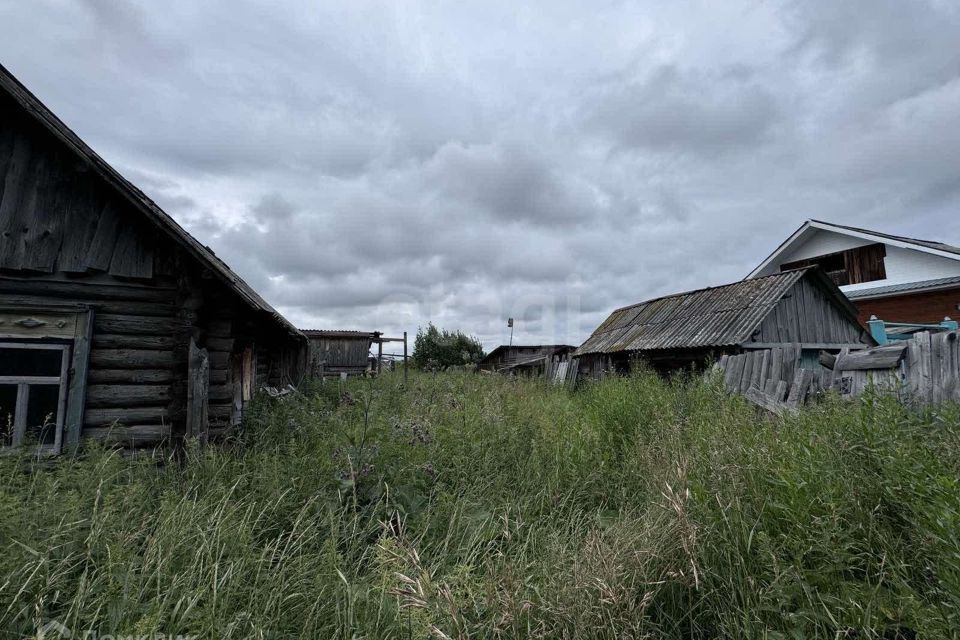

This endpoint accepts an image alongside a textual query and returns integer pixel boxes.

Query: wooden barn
[303,330,375,377]
[574,267,873,377]
[478,344,575,373]
[0,64,305,453]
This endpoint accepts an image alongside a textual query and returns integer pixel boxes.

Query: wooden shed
[0,64,305,453]
[478,345,575,373]
[574,267,873,377]
[303,330,375,377]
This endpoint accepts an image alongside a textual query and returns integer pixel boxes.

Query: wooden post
[403,331,408,386]
[377,338,383,374]
[187,338,210,443]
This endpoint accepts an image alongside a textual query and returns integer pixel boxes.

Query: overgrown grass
[2,371,959,638]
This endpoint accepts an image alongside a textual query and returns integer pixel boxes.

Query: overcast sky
[2,1,959,349]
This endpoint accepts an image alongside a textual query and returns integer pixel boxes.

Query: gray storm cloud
[2,0,958,348]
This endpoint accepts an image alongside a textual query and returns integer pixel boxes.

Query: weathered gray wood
[769,347,783,382]
[208,404,232,421]
[92,333,177,350]
[208,351,230,370]
[740,352,755,393]
[785,368,814,408]
[818,351,837,370]
[186,339,209,442]
[0,293,176,317]
[94,313,182,336]
[722,354,740,389]
[758,349,770,387]
[763,377,777,397]
[745,386,790,416]
[205,337,234,352]
[208,384,234,402]
[0,276,177,302]
[0,134,36,271]
[86,385,171,408]
[84,200,121,271]
[916,332,932,403]
[83,424,170,446]
[89,348,177,369]
[774,380,788,402]
[87,368,175,384]
[64,309,93,448]
[84,406,169,426]
[834,344,907,371]
[108,222,154,279]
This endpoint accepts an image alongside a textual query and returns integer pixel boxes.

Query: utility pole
[507,317,514,348]
[403,331,408,386]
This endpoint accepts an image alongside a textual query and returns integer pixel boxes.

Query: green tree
[411,323,485,369]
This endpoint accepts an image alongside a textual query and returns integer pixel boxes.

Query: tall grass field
[2,371,959,638]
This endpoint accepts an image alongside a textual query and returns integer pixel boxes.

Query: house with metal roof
[574,267,873,377]
[748,220,960,325]
[0,64,305,453]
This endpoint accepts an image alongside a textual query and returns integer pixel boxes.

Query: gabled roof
[480,344,576,365]
[574,267,860,357]
[845,275,960,300]
[748,219,960,279]
[302,330,376,340]
[0,64,302,339]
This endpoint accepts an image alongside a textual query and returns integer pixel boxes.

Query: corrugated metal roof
[575,269,814,356]
[845,275,960,299]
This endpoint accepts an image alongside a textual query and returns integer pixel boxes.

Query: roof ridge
[810,219,960,256]
[608,267,811,315]
[0,63,302,338]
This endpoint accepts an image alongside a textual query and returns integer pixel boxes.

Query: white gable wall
[779,231,872,262]
[764,228,960,294]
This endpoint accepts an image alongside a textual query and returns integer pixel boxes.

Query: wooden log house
[0,65,306,453]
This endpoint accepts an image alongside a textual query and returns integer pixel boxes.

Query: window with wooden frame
[0,343,70,451]
[0,306,93,454]
[781,243,886,286]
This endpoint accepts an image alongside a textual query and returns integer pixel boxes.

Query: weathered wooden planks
[83,424,171,446]
[89,348,177,369]
[86,385,172,408]
[186,339,210,441]
[718,330,960,407]
[833,344,907,371]
[87,368,176,384]
[84,406,169,427]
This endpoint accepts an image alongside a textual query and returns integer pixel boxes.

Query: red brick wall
[855,286,960,324]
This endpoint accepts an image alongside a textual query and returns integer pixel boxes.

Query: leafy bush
[1,371,958,638]
[411,322,485,369]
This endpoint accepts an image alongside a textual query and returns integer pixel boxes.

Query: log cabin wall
[0,84,304,450]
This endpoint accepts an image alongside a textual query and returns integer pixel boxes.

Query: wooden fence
[712,330,960,412]
[546,355,579,388]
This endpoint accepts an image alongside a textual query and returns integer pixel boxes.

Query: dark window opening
[781,243,886,286]
[0,344,68,450]
[0,347,62,376]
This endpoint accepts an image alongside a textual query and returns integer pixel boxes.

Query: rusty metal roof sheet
[574,269,816,356]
